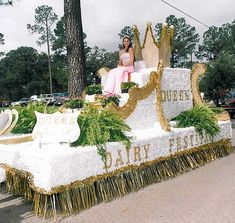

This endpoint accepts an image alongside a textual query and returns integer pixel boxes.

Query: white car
[11,98,30,106]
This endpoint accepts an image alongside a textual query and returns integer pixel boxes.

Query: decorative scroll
[191,63,207,105]
[156,61,171,131]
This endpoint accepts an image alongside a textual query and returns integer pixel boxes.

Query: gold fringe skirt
[1,139,234,218]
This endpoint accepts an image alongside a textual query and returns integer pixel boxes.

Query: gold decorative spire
[132,22,174,68]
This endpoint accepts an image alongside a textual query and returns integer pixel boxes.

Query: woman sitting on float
[103,36,134,95]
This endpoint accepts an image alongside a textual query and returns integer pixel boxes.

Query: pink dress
[103,52,134,95]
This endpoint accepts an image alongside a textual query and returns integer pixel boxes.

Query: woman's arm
[128,47,134,65]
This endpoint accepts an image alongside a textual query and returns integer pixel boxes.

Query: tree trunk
[64,0,87,98]
[46,19,53,95]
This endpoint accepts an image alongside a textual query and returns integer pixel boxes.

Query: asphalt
[1,121,235,223]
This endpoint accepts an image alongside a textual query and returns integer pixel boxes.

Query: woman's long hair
[122,36,132,53]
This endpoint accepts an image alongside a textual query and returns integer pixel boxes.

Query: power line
[160,0,210,28]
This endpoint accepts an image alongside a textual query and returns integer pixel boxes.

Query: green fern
[72,104,132,163]
[12,103,58,134]
[173,105,220,137]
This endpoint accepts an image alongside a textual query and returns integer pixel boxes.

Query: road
[0,121,235,223]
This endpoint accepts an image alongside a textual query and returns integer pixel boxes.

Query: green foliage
[86,84,102,95]
[209,106,225,114]
[154,15,199,68]
[199,53,235,105]
[73,105,132,163]
[100,95,120,107]
[12,103,58,134]
[27,5,58,46]
[173,105,220,137]
[196,20,235,60]
[86,46,119,85]
[118,26,134,49]
[121,81,139,92]
[0,47,50,101]
[0,33,4,45]
[67,98,84,109]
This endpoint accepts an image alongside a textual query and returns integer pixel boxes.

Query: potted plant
[85,84,102,102]
[68,98,84,109]
[100,94,120,107]
[121,81,139,93]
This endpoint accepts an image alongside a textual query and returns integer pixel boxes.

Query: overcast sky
[0,0,234,54]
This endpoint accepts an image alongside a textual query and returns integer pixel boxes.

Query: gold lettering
[161,90,166,102]
[143,144,150,159]
[184,90,189,101]
[115,150,124,167]
[173,91,178,101]
[134,146,141,162]
[126,148,130,165]
[166,91,172,102]
[104,152,112,169]
[195,133,200,145]
[189,135,194,147]
[183,135,188,149]
[176,137,181,150]
[169,138,174,152]
[179,90,184,101]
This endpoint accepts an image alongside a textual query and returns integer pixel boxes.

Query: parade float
[0,23,233,218]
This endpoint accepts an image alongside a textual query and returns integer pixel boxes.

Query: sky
[0,0,234,54]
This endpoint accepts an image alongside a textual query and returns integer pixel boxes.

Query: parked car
[54,92,69,106]
[0,100,11,107]
[11,98,30,106]
[40,94,56,105]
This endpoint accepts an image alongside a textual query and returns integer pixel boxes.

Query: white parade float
[0,23,233,218]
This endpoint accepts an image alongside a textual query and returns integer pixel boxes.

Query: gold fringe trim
[0,139,233,217]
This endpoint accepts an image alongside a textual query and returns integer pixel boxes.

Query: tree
[199,53,235,105]
[0,33,4,57]
[0,33,4,45]
[64,0,87,98]
[0,47,49,100]
[118,26,134,49]
[154,15,199,68]
[196,21,235,61]
[52,16,66,54]
[27,5,58,95]
[86,46,118,84]
[0,0,13,6]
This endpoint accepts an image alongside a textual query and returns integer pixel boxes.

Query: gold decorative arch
[191,63,230,121]
[109,60,170,131]
[191,63,207,105]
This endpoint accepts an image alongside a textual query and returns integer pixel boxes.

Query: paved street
[1,121,235,223]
